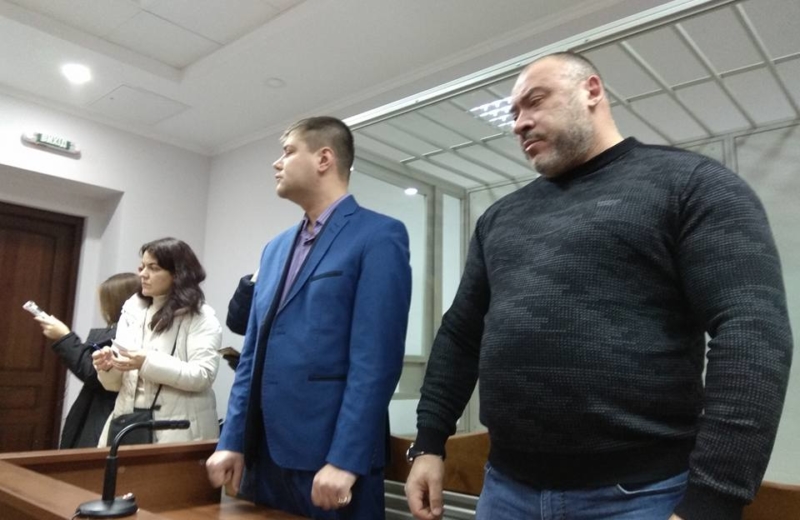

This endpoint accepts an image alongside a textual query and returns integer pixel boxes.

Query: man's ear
[585,75,604,108]
[317,147,335,174]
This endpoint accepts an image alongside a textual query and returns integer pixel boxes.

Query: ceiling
[0,0,688,155]
[352,0,800,190]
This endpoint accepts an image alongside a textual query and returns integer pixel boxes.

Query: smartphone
[23,300,49,319]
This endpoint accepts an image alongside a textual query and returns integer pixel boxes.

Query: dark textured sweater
[416,138,793,519]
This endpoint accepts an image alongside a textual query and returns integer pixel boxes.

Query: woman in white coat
[92,237,222,446]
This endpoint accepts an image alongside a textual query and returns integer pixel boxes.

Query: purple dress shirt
[279,194,351,305]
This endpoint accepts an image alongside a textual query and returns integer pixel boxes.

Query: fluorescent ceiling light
[62,63,92,85]
[404,187,418,196]
[469,96,513,130]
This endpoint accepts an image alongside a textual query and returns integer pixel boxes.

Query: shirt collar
[300,193,351,237]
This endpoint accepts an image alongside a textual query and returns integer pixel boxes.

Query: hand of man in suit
[311,463,357,511]
[206,450,244,496]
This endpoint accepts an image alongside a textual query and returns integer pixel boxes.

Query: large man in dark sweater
[405,52,793,520]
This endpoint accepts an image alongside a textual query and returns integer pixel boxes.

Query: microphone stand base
[76,496,138,518]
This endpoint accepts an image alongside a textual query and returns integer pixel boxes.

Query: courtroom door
[0,200,82,452]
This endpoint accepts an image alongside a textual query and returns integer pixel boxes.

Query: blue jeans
[475,463,688,520]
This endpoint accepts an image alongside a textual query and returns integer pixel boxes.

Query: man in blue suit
[207,116,412,519]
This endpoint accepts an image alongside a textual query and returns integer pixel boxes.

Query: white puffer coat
[97,295,221,446]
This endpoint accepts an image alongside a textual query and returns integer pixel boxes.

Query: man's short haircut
[282,116,355,180]
[539,51,602,85]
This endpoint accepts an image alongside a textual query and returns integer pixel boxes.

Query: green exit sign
[36,133,71,150]
[21,131,81,156]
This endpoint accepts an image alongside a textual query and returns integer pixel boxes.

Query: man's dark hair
[541,51,602,84]
[282,116,355,180]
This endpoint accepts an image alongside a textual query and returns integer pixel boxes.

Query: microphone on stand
[75,419,190,518]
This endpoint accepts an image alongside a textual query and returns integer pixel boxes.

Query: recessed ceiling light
[62,63,92,85]
[265,77,286,89]
[404,187,418,196]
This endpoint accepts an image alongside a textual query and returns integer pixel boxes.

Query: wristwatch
[405,442,444,464]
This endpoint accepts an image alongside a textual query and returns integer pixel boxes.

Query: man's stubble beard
[532,98,594,178]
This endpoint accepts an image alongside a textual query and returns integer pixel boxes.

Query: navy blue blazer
[218,196,411,476]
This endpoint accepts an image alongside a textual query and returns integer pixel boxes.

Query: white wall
[0,92,213,426]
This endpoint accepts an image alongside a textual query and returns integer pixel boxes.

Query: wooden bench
[386,433,799,520]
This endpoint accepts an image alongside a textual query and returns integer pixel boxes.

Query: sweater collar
[546,137,639,184]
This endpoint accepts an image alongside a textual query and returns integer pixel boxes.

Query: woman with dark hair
[34,272,140,448]
[92,238,222,446]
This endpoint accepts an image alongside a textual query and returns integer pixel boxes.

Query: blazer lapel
[279,197,357,311]
[257,225,300,326]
